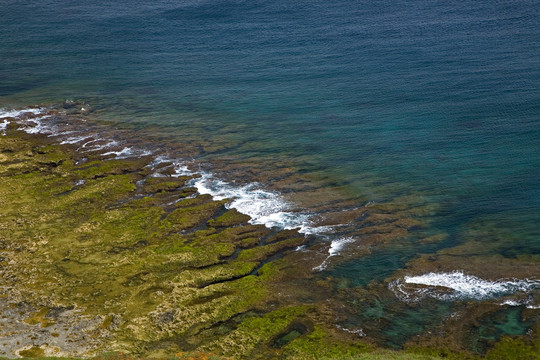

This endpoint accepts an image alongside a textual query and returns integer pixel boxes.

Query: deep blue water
[1,0,539,347]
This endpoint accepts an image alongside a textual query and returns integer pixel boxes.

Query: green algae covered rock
[2,120,536,360]
[207,209,251,228]
[0,129,370,359]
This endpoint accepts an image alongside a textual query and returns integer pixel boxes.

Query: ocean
[1,0,539,349]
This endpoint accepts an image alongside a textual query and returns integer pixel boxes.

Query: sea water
[1,0,539,349]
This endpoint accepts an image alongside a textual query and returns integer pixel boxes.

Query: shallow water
[1,0,539,349]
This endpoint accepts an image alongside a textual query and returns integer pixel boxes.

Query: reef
[0,106,538,360]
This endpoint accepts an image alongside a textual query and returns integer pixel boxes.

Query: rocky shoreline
[0,106,367,359]
[0,105,538,359]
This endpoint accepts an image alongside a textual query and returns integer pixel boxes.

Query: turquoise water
[1,0,539,348]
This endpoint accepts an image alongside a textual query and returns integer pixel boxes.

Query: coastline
[0,104,538,359]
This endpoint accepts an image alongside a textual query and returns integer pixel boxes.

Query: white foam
[328,237,356,256]
[189,172,323,233]
[501,299,524,307]
[172,162,194,176]
[80,139,99,148]
[0,107,51,135]
[337,325,365,337]
[51,130,76,137]
[302,224,334,236]
[500,298,540,309]
[61,135,93,145]
[150,157,335,236]
[102,147,153,159]
[0,107,62,136]
[390,271,540,302]
[0,108,45,119]
[0,120,8,135]
[80,139,119,152]
[313,237,356,271]
[147,155,174,169]
[18,115,53,134]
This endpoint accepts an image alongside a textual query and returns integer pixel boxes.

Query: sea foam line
[390,271,540,304]
[2,106,334,243]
